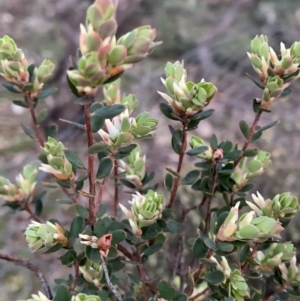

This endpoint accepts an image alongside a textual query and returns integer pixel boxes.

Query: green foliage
[2,1,300,301]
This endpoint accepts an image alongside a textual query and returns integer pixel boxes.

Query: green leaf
[204,270,225,285]
[223,150,242,160]
[93,104,125,119]
[164,173,173,191]
[245,73,264,89]
[192,237,208,259]
[239,120,250,139]
[46,124,58,138]
[76,205,89,219]
[167,220,184,233]
[168,125,181,145]
[111,230,127,244]
[44,243,63,254]
[181,170,200,185]
[20,123,36,139]
[64,149,85,169]
[251,130,263,142]
[210,134,218,149]
[199,230,216,251]
[190,109,214,121]
[165,168,180,178]
[217,242,234,253]
[280,87,292,98]
[59,119,85,130]
[94,217,111,238]
[88,142,109,154]
[2,82,20,93]
[13,100,28,108]
[68,216,85,246]
[114,144,137,159]
[74,97,94,105]
[171,130,183,155]
[107,245,118,258]
[240,244,250,263]
[120,178,136,189]
[38,87,57,99]
[173,293,188,301]
[60,250,76,265]
[91,115,105,132]
[67,73,81,97]
[259,120,279,132]
[97,204,107,217]
[251,293,263,301]
[86,245,101,264]
[142,243,163,256]
[158,281,176,301]
[187,146,209,156]
[96,157,114,179]
[36,108,48,124]
[53,285,71,301]
[103,71,124,85]
[35,199,43,216]
[239,183,254,192]
[159,103,179,121]
[243,149,259,157]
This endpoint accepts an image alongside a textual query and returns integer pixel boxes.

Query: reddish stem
[113,159,119,216]
[168,121,188,208]
[26,93,44,147]
[84,104,96,223]
[204,162,218,233]
[23,202,41,222]
[234,111,262,167]
[0,253,52,299]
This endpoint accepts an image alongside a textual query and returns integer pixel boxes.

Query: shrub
[1,1,300,301]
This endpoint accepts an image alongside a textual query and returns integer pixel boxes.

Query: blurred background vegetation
[1,0,300,299]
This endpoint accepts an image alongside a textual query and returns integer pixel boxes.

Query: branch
[136,246,148,301]
[23,202,42,222]
[70,259,79,293]
[26,92,45,147]
[94,178,108,218]
[241,243,258,271]
[204,162,218,233]
[189,287,209,301]
[84,104,96,223]
[168,121,188,208]
[113,159,119,217]
[100,254,123,301]
[234,111,262,167]
[0,253,52,299]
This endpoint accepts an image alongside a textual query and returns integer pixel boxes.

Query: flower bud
[86,0,117,40]
[210,256,250,300]
[261,76,284,108]
[158,61,217,117]
[71,293,101,301]
[25,221,68,253]
[248,191,299,222]
[120,190,164,235]
[254,243,295,270]
[35,59,55,84]
[190,136,213,161]
[0,163,38,203]
[130,112,158,139]
[79,233,112,257]
[246,151,271,178]
[118,25,162,64]
[271,192,299,220]
[79,260,103,288]
[118,146,146,187]
[40,138,74,181]
[17,291,50,301]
